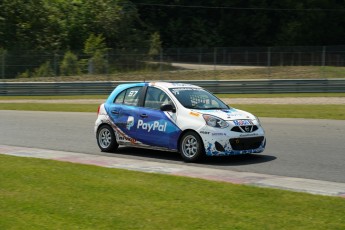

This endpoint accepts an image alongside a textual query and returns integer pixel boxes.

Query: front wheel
[179,131,205,162]
[97,125,118,152]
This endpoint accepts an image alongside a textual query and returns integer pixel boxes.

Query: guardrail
[1,79,345,96]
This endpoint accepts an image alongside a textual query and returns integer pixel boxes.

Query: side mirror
[160,104,176,113]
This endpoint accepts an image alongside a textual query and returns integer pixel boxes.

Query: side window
[144,87,172,110]
[114,87,143,106]
[114,90,125,104]
[123,87,142,106]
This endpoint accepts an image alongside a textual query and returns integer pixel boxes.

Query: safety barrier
[1,79,345,96]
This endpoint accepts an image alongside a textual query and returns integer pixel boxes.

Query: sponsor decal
[222,110,245,118]
[171,83,193,87]
[200,131,210,135]
[212,133,227,136]
[128,90,138,97]
[137,119,167,132]
[227,114,240,118]
[239,133,258,137]
[118,135,137,144]
[171,88,203,95]
[222,109,235,114]
[126,116,134,130]
[233,120,253,126]
[106,117,137,144]
[189,111,200,117]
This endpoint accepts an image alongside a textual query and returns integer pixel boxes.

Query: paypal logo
[137,119,167,132]
[126,116,134,130]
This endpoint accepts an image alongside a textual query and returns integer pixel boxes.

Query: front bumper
[199,126,266,156]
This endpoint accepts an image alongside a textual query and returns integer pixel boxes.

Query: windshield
[169,87,229,110]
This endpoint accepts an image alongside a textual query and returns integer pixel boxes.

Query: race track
[1,110,344,183]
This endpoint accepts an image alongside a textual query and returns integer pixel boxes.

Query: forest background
[1,0,345,79]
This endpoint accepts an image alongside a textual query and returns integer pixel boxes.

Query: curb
[1,144,345,198]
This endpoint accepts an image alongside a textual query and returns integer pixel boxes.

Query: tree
[84,34,108,74]
[148,32,162,59]
[65,0,146,50]
[60,51,80,76]
[32,61,55,78]
[0,0,66,51]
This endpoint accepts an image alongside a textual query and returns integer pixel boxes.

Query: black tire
[179,131,205,162]
[96,125,119,152]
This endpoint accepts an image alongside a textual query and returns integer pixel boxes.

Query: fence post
[321,46,326,78]
[199,48,203,68]
[53,53,59,76]
[106,51,109,75]
[159,49,163,75]
[1,50,5,79]
[267,47,271,77]
[223,48,226,65]
[177,48,180,63]
[214,47,217,70]
[322,46,326,66]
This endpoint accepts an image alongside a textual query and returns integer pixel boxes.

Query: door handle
[140,114,148,118]
[111,110,119,114]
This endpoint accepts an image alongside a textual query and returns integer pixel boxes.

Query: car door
[107,86,144,145]
[135,86,181,150]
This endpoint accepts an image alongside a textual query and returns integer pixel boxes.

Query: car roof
[148,82,201,89]
[106,82,202,104]
[115,82,201,90]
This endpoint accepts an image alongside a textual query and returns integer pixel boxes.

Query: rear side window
[114,86,143,106]
[114,90,125,104]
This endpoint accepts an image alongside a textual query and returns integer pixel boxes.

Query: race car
[95,82,266,162]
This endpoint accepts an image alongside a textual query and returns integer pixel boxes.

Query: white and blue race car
[95,82,266,162]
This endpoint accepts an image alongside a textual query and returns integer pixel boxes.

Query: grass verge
[1,154,345,229]
[0,103,344,120]
[0,95,108,100]
[232,104,345,120]
[4,66,345,82]
[0,103,99,112]
[216,92,345,98]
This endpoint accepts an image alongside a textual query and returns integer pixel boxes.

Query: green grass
[4,66,345,82]
[0,93,344,100]
[1,93,344,119]
[0,103,99,112]
[0,103,344,120]
[0,95,107,100]
[232,104,345,120]
[216,92,345,98]
[1,154,345,229]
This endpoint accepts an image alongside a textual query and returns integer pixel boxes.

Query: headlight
[254,115,261,125]
[203,115,229,128]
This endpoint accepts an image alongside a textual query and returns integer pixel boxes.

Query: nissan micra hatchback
[95,82,266,162]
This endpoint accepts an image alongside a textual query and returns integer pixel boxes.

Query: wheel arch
[177,129,205,151]
[97,122,113,133]
[96,123,119,152]
[96,122,118,141]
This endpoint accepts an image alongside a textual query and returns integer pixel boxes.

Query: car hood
[192,108,255,121]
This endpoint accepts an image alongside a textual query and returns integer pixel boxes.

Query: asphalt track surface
[1,110,345,184]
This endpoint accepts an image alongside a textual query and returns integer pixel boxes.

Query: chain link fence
[1,46,345,80]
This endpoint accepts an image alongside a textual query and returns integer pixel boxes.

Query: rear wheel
[97,125,118,152]
[179,131,205,162]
